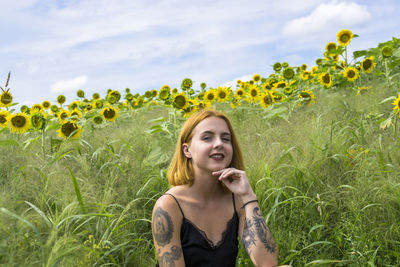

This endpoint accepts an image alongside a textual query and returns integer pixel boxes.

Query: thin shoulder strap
[232,193,238,215]
[164,193,185,217]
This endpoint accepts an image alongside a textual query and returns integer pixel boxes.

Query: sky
[1,0,399,107]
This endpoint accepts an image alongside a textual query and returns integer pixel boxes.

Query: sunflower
[68,101,79,110]
[343,67,359,82]
[282,67,295,80]
[125,93,134,101]
[94,100,103,109]
[200,82,207,90]
[393,94,400,114]
[301,71,310,81]
[9,113,30,133]
[283,86,294,96]
[337,29,353,46]
[57,109,70,122]
[274,81,287,90]
[204,89,216,103]
[181,78,193,90]
[30,113,45,130]
[70,109,82,120]
[360,56,376,73]
[318,73,332,88]
[92,93,100,100]
[107,90,121,102]
[77,90,85,98]
[315,58,323,66]
[172,93,189,110]
[216,86,230,102]
[325,42,338,55]
[57,121,82,139]
[247,85,260,102]
[84,103,95,113]
[253,74,261,83]
[381,46,393,58]
[273,62,282,72]
[356,86,370,96]
[159,86,171,100]
[0,91,13,107]
[42,101,51,110]
[50,105,59,114]
[20,105,29,113]
[259,91,274,108]
[100,106,118,122]
[299,90,315,105]
[234,88,245,100]
[301,64,308,70]
[93,115,103,124]
[151,89,158,97]
[57,95,66,105]
[31,104,43,113]
[0,110,9,127]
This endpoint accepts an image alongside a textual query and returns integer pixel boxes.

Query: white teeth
[211,154,224,158]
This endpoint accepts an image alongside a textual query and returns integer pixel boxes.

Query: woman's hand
[212,168,256,201]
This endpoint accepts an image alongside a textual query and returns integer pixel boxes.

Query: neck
[189,169,226,202]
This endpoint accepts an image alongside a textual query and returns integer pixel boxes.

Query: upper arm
[152,195,186,267]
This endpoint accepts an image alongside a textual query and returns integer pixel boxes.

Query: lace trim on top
[183,212,236,250]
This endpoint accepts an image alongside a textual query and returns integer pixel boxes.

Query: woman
[152,109,290,266]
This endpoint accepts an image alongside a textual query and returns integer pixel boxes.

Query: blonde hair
[168,109,244,186]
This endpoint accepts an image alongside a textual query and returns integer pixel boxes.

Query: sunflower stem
[345,46,348,66]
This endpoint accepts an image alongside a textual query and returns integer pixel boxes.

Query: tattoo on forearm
[153,207,174,246]
[157,246,182,267]
[252,207,276,253]
[242,218,256,255]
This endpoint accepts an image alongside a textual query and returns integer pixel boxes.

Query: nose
[213,137,223,149]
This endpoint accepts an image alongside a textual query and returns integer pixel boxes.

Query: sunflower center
[60,112,68,120]
[11,115,27,128]
[61,122,78,137]
[362,60,372,70]
[340,34,350,43]
[347,70,356,78]
[322,74,331,83]
[263,96,271,105]
[237,90,243,96]
[251,90,257,97]
[104,108,116,119]
[0,115,6,124]
[207,93,214,101]
[219,92,226,99]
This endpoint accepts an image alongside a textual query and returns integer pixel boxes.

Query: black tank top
[156,193,239,267]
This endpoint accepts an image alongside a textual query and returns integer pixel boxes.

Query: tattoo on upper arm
[242,217,256,255]
[252,207,276,253]
[153,207,174,246]
[157,246,182,267]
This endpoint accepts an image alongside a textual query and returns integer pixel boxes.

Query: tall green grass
[1,77,400,266]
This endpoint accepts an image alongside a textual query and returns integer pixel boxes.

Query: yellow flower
[282,67,295,80]
[247,85,260,102]
[253,74,261,82]
[299,90,315,106]
[343,67,359,82]
[381,46,393,58]
[325,42,338,55]
[30,113,45,130]
[42,100,51,110]
[57,121,82,139]
[360,56,376,73]
[234,88,245,99]
[392,94,400,114]
[259,91,274,108]
[57,109,70,122]
[9,113,31,133]
[337,29,353,46]
[274,81,287,90]
[172,93,189,110]
[0,110,9,127]
[31,104,43,114]
[57,95,66,105]
[216,86,230,102]
[101,106,119,122]
[204,89,216,103]
[301,71,310,81]
[318,73,332,88]
[70,109,82,120]
[0,91,13,107]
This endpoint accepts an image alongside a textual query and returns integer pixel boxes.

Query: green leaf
[393,47,400,58]
[0,208,40,237]
[374,70,384,77]
[353,50,367,59]
[0,139,19,146]
[379,96,396,104]
[67,167,87,214]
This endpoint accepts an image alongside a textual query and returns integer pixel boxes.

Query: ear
[182,144,192,158]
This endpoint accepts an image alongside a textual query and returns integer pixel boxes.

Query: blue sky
[1,0,399,106]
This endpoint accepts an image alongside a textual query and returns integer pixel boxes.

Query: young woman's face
[183,116,233,175]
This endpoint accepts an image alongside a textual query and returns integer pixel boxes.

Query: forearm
[241,196,278,266]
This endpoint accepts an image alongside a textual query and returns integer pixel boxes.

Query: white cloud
[282,1,371,37]
[223,74,254,88]
[50,75,88,93]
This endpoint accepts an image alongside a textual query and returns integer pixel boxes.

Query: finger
[219,169,240,180]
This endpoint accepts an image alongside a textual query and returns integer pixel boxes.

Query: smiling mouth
[210,153,225,159]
